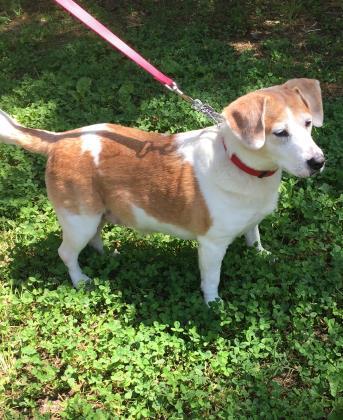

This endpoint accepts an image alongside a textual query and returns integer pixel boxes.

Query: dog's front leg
[244,224,267,253]
[198,238,229,304]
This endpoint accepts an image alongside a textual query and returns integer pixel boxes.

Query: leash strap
[54,0,224,124]
[54,0,173,86]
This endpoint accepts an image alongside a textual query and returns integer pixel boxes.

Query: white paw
[204,294,221,306]
[257,247,271,255]
[70,273,91,288]
[257,247,279,262]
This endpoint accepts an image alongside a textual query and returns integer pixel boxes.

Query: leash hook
[165,82,225,125]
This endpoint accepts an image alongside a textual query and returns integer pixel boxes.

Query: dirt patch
[273,367,301,388]
[230,40,259,53]
[322,82,343,99]
[39,398,63,417]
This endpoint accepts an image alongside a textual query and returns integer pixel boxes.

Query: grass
[0,0,342,418]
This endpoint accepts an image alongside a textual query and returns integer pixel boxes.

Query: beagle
[0,78,325,303]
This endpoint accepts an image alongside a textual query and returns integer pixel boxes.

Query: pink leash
[53,0,224,124]
[54,0,173,87]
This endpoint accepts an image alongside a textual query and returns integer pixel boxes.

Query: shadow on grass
[9,218,332,342]
[5,220,341,417]
[6,228,230,336]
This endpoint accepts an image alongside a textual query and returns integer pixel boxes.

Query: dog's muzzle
[307,155,325,174]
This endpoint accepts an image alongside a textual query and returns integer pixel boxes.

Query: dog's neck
[219,123,278,173]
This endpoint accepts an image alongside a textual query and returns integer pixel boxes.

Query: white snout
[266,129,325,178]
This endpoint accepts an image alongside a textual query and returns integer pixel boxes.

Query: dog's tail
[0,109,58,155]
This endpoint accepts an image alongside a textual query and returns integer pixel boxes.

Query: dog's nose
[307,156,325,172]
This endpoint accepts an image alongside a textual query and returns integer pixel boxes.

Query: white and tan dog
[0,78,325,303]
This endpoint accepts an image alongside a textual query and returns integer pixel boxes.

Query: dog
[0,78,325,303]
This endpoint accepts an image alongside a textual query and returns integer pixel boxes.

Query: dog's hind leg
[88,217,106,254]
[56,209,103,287]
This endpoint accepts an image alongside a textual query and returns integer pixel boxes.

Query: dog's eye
[273,129,289,138]
[305,120,312,128]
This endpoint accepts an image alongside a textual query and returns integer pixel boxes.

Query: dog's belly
[104,205,195,239]
[130,205,195,239]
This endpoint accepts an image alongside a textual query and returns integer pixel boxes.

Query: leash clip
[191,99,225,125]
[165,82,225,125]
[165,82,193,104]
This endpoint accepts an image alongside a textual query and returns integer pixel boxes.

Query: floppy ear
[222,93,267,150]
[283,78,323,127]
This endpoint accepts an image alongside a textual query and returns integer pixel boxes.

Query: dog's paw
[258,247,271,256]
[72,273,91,289]
[204,295,222,307]
[206,297,225,316]
[257,248,279,263]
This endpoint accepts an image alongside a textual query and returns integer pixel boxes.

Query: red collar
[222,140,277,178]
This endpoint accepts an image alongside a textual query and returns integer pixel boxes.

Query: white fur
[244,224,265,251]
[0,110,22,145]
[264,108,324,177]
[56,208,102,287]
[81,129,103,166]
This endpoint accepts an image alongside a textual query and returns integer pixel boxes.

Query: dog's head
[222,78,325,177]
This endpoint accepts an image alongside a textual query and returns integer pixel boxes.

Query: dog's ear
[222,93,267,150]
[283,78,323,127]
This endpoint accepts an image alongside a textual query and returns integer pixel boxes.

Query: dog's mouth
[283,164,322,178]
[306,155,325,173]
[286,155,326,178]
[309,163,325,176]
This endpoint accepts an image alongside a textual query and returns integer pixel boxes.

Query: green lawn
[0,1,342,418]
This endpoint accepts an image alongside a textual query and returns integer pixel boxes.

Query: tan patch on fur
[46,136,104,214]
[283,78,323,126]
[223,95,267,146]
[261,87,312,131]
[223,84,312,141]
[18,126,58,154]
[45,125,212,236]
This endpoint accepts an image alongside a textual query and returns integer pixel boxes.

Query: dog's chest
[203,181,279,239]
